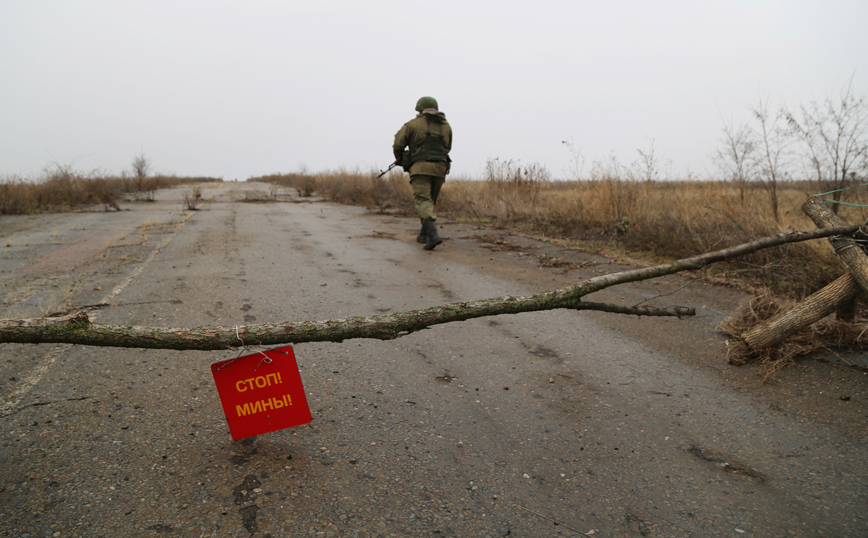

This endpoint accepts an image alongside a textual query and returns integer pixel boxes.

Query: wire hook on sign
[255,348,289,371]
[215,341,247,372]
[256,350,272,368]
[216,326,274,371]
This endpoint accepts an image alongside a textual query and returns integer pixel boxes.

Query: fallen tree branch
[740,274,863,352]
[576,302,694,317]
[803,197,868,294]
[0,225,857,350]
[741,199,868,352]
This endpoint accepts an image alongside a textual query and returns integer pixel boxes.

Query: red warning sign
[211,346,312,440]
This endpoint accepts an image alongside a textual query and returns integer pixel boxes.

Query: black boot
[423,220,442,250]
[416,223,427,244]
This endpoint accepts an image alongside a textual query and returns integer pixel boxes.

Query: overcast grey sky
[1,1,866,181]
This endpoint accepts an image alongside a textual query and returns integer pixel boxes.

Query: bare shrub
[631,138,663,183]
[319,167,411,211]
[484,157,550,184]
[133,176,158,201]
[0,176,35,214]
[131,151,152,178]
[368,174,396,213]
[478,158,552,223]
[751,98,791,222]
[251,171,317,197]
[784,78,868,212]
[716,79,867,217]
[250,168,411,212]
[268,183,280,201]
[89,177,121,211]
[561,138,585,181]
[298,175,317,197]
[183,185,203,210]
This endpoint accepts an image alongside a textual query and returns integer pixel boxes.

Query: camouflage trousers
[410,174,445,222]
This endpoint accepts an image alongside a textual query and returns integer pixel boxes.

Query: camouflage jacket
[393,109,452,177]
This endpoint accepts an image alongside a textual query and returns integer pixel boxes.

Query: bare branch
[131,151,151,178]
[713,116,756,202]
[751,96,793,222]
[0,224,858,351]
[784,77,868,211]
[576,302,694,317]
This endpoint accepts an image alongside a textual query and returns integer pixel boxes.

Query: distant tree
[132,151,151,178]
[751,97,792,223]
[713,117,756,202]
[784,78,868,213]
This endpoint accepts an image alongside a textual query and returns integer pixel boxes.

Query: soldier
[393,96,452,250]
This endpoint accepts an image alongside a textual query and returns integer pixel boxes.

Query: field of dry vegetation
[0,169,220,215]
[252,165,868,300]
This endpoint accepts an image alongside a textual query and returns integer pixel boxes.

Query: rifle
[377,161,399,178]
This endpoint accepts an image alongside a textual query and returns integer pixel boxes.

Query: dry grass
[253,168,413,214]
[0,172,123,214]
[448,178,862,297]
[253,172,319,198]
[183,185,204,210]
[0,171,221,215]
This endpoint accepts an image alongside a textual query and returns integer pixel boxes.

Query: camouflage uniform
[393,99,452,249]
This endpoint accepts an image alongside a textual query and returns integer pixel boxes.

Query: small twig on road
[1,396,91,418]
[578,302,694,317]
[513,503,595,536]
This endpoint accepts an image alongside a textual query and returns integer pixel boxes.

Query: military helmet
[415,96,439,112]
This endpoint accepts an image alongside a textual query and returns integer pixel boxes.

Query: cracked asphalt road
[1,182,867,537]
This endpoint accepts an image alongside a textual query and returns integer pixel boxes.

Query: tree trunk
[803,198,868,290]
[836,295,858,322]
[740,198,868,352]
[741,274,862,351]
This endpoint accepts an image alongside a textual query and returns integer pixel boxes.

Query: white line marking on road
[1,214,189,415]
[1,345,66,416]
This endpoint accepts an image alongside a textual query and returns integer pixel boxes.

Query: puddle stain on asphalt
[233,474,263,534]
[239,505,260,534]
[230,449,259,466]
